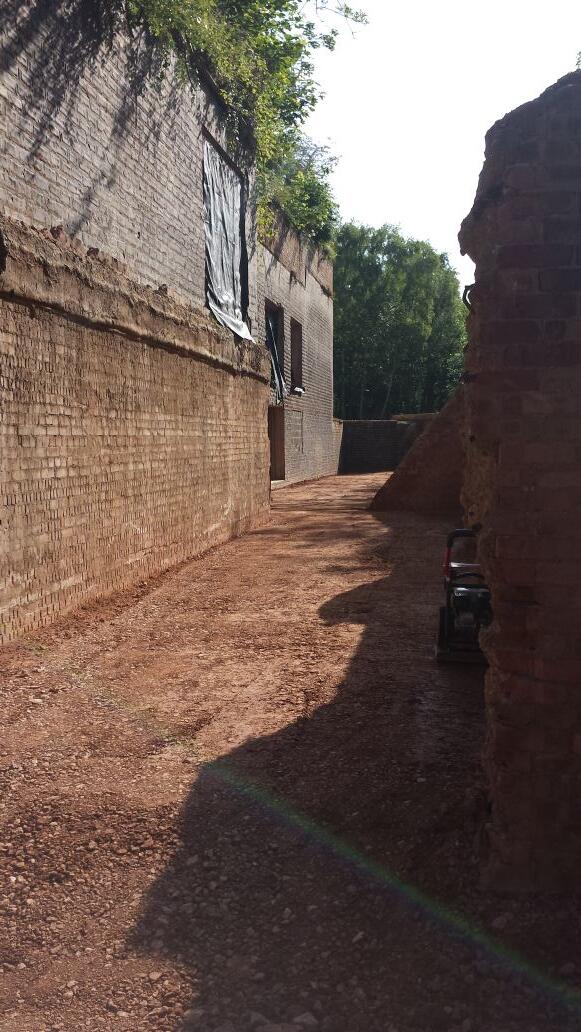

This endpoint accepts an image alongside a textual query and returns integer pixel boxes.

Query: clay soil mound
[371,388,464,519]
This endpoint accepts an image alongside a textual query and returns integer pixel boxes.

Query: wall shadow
[1,0,121,160]
[127,505,581,1031]
[337,422,410,475]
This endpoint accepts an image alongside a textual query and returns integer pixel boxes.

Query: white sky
[306,0,581,286]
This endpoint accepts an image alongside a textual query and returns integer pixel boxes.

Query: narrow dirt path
[1,475,579,1032]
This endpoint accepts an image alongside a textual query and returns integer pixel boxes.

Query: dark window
[265,301,286,402]
[203,136,250,339]
[290,318,303,390]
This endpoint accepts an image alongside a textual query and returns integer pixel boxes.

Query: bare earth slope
[371,390,464,518]
[1,475,579,1032]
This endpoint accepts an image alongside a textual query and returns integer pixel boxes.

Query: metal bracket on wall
[462,283,475,311]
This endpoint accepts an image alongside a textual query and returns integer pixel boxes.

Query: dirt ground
[1,473,580,1032]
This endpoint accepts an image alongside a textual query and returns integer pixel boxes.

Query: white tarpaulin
[203,138,252,340]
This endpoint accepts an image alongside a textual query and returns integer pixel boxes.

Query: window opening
[290,318,304,392]
[265,301,287,403]
[203,136,251,339]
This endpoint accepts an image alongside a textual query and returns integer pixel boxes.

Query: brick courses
[0,217,270,643]
[338,420,424,476]
[459,72,581,889]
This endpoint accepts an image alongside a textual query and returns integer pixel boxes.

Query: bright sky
[306,0,581,286]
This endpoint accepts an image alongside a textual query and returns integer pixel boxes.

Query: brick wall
[0,1,258,330]
[338,420,421,475]
[459,71,581,889]
[259,225,338,484]
[0,217,270,643]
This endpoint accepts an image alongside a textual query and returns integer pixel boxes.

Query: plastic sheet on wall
[203,138,252,340]
[265,308,288,403]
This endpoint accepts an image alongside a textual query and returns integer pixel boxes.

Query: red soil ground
[1,474,579,1032]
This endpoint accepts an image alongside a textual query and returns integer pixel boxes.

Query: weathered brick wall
[259,232,338,484]
[0,217,270,643]
[370,392,464,515]
[0,1,258,328]
[459,72,581,889]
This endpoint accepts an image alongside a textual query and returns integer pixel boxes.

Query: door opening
[268,406,285,481]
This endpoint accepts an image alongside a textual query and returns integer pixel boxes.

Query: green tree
[259,138,339,253]
[333,224,466,419]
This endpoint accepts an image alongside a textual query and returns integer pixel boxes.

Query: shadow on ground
[128,500,578,1032]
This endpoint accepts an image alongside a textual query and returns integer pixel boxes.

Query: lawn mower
[435,528,492,664]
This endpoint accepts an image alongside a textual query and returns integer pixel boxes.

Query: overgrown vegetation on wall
[333,223,466,418]
[259,139,339,255]
[124,0,363,251]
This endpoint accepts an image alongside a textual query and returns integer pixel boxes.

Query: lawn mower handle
[442,528,477,577]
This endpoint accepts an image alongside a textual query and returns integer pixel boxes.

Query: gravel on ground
[1,474,580,1032]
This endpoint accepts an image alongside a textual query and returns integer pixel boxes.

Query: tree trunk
[378,367,395,419]
[358,375,366,419]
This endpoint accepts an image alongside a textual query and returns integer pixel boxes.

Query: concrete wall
[0,218,270,643]
[259,222,338,484]
[0,2,258,328]
[459,71,581,889]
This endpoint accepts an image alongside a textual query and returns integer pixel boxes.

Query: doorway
[268,405,285,481]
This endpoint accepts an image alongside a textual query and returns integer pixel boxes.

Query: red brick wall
[459,72,581,889]
[0,218,270,643]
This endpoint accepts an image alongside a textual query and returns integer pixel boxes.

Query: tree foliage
[124,0,364,249]
[259,139,339,253]
[333,223,466,419]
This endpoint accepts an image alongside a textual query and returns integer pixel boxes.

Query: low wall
[337,419,425,475]
[0,217,270,643]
